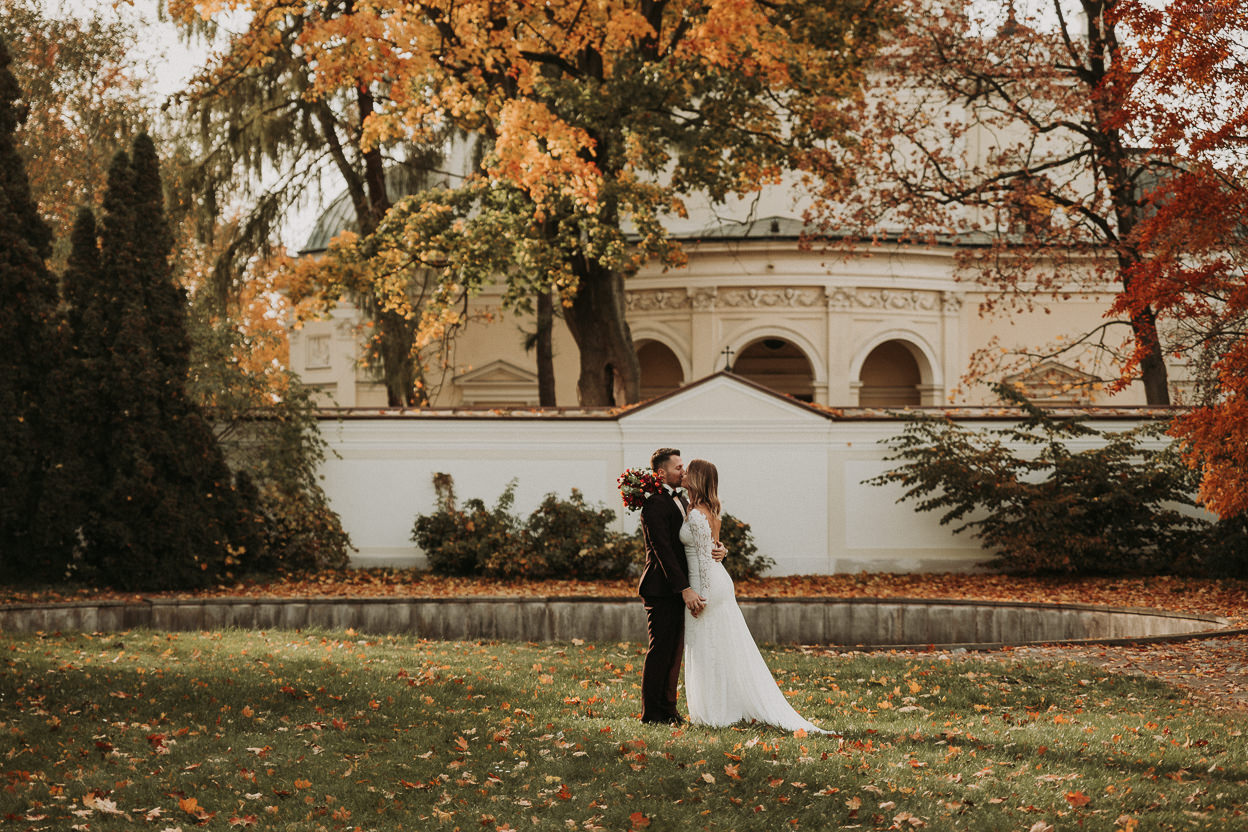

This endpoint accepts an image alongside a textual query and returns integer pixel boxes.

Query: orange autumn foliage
[1108,1,1248,517]
[175,0,888,406]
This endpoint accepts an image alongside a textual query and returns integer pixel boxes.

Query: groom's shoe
[664,715,688,726]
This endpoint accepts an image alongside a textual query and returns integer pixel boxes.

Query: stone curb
[0,596,1238,649]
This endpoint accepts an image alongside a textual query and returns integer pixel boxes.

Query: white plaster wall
[315,376,1172,576]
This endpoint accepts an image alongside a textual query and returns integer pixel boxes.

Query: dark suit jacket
[638,490,689,599]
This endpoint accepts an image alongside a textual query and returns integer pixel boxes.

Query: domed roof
[300,166,436,255]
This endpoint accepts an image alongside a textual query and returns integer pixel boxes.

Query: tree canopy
[1108,0,1248,516]
[185,0,892,405]
[0,0,152,268]
[809,0,1177,405]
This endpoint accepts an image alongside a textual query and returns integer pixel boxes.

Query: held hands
[711,540,727,562]
[681,587,707,617]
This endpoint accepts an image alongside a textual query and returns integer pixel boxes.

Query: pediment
[1003,361,1100,400]
[455,360,540,386]
[620,372,829,425]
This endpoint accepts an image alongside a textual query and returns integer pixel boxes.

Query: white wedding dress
[681,509,835,734]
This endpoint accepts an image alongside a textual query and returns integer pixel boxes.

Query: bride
[680,459,836,735]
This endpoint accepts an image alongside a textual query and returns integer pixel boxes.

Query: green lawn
[1,631,1244,831]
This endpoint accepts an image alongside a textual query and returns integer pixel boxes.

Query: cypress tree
[75,137,249,589]
[0,35,70,579]
[51,209,110,569]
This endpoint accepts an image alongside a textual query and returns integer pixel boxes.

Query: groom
[638,448,725,724]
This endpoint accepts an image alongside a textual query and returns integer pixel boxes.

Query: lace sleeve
[689,510,715,595]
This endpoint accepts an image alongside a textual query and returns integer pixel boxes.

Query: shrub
[591,533,646,580]
[626,511,774,581]
[188,290,354,576]
[413,477,525,577]
[523,489,635,579]
[1193,513,1248,578]
[718,513,776,581]
[866,384,1209,576]
[255,486,355,575]
[415,477,660,580]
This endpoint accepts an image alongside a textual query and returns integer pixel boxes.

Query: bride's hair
[684,459,721,517]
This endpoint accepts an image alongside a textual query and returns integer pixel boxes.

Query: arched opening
[636,340,684,399]
[858,340,922,407]
[733,338,815,402]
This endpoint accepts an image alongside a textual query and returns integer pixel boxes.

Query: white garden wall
[315,374,1172,575]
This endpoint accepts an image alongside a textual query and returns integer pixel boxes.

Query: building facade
[290,214,1166,409]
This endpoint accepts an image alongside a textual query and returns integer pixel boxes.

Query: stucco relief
[855,289,941,311]
[688,288,718,310]
[826,288,951,313]
[718,287,824,308]
[827,287,855,310]
[941,291,965,312]
[307,334,332,369]
[625,289,691,311]
[628,286,959,314]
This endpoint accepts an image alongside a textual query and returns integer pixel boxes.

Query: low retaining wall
[0,597,1238,649]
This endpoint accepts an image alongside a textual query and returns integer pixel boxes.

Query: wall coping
[0,594,1232,622]
[2,595,1242,652]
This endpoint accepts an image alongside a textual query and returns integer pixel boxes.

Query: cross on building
[720,345,735,372]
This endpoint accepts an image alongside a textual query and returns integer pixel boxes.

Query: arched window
[733,338,815,402]
[636,340,684,399]
[858,341,922,407]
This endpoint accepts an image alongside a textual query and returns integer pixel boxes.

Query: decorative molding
[854,289,941,312]
[625,289,691,311]
[626,286,959,314]
[688,287,718,310]
[306,334,332,369]
[719,287,824,308]
[941,291,965,313]
[827,287,855,310]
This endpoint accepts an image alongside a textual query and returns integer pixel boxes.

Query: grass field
[1,630,1244,831]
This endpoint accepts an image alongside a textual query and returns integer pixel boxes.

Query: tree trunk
[1130,304,1171,406]
[562,258,640,406]
[536,290,556,407]
[375,307,426,406]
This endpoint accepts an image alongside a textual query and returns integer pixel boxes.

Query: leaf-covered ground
[2,631,1246,831]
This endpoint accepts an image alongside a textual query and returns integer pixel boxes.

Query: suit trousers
[641,596,685,722]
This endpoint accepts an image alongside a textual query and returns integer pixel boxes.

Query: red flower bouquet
[617,467,664,512]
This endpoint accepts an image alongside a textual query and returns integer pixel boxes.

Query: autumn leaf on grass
[556,783,572,800]
[82,792,124,815]
[179,795,213,820]
[294,779,312,790]
[629,812,651,829]
[1065,790,1091,808]
[723,763,741,780]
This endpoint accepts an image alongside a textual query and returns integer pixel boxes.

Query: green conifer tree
[0,35,72,580]
[72,138,249,589]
